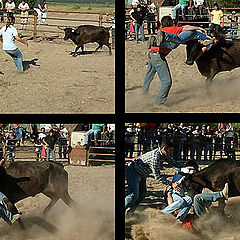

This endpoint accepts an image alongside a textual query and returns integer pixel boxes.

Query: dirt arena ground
[125,41,240,113]
[0,164,115,240]
[0,13,114,113]
[125,164,240,240]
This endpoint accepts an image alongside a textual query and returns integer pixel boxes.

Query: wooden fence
[1,9,114,39]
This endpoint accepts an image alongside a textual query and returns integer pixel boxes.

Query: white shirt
[148,3,156,14]
[38,132,46,140]
[193,0,204,5]
[18,2,29,10]
[132,0,139,6]
[107,124,115,131]
[0,25,18,51]
[5,2,15,12]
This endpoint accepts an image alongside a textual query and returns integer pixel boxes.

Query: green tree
[208,0,239,8]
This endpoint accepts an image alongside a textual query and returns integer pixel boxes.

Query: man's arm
[130,15,136,22]
[183,25,207,34]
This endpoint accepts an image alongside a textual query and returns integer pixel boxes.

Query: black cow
[183,159,240,216]
[186,37,240,85]
[0,161,76,221]
[60,25,112,56]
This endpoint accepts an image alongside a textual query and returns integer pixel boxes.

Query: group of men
[125,123,238,161]
[125,139,229,226]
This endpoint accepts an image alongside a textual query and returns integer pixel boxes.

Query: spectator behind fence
[125,124,136,158]
[146,0,156,35]
[228,11,238,40]
[58,124,68,159]
[5,0,15,18]
[0,16,28,73]
[34,0,47,25]
[192,0,205,18]
[207,2,223,34]
[204,126,214,161]
[0,128,4,160]
[18,0,29,30]
[6,129,16,163]
[213,130,223,160]
[130,4,145,43]
[34,127,47,162]
[173,0,191,21]
[191,126,201,161]
[43,129,57,161]
[0,0,4,23]
[83,123,105,147]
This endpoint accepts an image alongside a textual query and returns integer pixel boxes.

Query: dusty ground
[0,13,114,113]
[125,41,240,113]
[0,164,115,240]
[125,163,240,240]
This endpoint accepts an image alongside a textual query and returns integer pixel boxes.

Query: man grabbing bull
[125,140,184,214]
[143,16,216,108]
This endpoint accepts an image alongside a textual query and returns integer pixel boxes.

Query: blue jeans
[193,192,224,217]
[0,192,13,223]
[204,142,213,161]
[46,147,56,161]
[125,164,146,213]
[173,3,188,19]
[143,52,172,105]
[162,193,192,221]
[135,23,145,42]
[5,48,24,72]
[83,129,100,145]
[162,30,212,49]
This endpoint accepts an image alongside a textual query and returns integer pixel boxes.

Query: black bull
[60,25,112,56]
[0,161,76,221]
[186,38,240,85]
[182,159,240,215]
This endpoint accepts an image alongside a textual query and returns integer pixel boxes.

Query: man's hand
[172,182,181,191]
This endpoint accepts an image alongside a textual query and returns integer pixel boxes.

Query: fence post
[33,11,37,40]
[99,14,103,26]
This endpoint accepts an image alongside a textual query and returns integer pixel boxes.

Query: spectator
[83,123,105,147]
[204,126,214,161]
[228,11,238,40]
[34,0,47,25]
[0,0,4,23]
[18,0,29,30]
[125,124,136,158]
[213,130,223,160]
[136,123,145,156]
[58,125,68,159]
[224,123,234,158]
[145,123,157,152]
[5,0,15,18]
[132,0,140,8]
[130,4,145,43]
[29,123,38,143]
[105,123,115,144]
[0,16,28,73]
[192,0,205,18]
[0,128,4,160]
[34,127,46,162]
[43,130,57,161]
[146,0,156,35]
[207,2,223,34]
[191,126,201,161]
[6,129,16,163]
[173,0,191,21]
[177,123,188,161]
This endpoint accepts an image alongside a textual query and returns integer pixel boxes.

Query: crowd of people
[125,123,239,161]
[126,1,239,42]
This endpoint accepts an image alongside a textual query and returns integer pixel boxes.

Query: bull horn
[57,26,65,30]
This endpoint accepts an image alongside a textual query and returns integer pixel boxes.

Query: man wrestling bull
[143,15,216,108]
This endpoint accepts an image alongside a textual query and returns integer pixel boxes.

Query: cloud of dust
[0,196,114,240]
[128,198,240,240]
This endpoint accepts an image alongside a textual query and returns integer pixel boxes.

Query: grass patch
[48,3,115,14]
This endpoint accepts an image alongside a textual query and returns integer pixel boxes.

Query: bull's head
[182,173,206,198]
[186,41,203,65]
[58,27,75,40]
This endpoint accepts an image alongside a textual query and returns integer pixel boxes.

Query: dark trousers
[59,139,67,158]
[147,14,155,34]
[125,143,134,158]
[209,23,222,33]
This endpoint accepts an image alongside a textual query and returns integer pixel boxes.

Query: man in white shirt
[192,0,205,17]
[18,0,29,30]
[146,0,156,34]
[5,0,15,17]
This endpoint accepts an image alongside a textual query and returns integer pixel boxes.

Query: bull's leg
[60,191,78,209]
[218,199,226,217]
[43,197,59,219]
[73,46,81,57]
[81,45,84,53]
[95,43,103,52]
[106,42,112,55]
[17,218,25,230]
